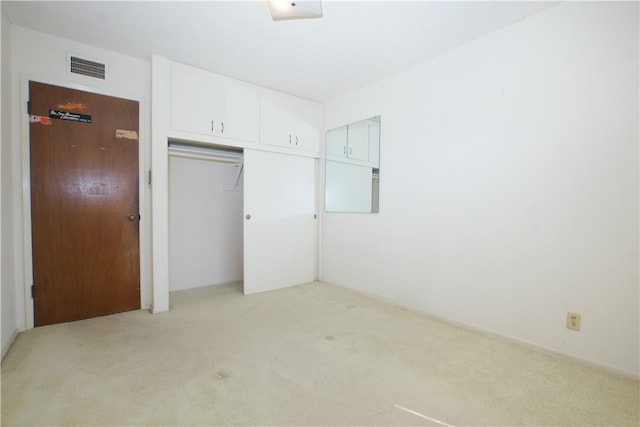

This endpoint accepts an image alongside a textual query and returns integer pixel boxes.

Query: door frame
[19,74,151,329]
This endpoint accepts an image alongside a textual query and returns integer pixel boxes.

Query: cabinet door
[292,99,321,152]
[170,67,222,135]
[326,125,348,158]
[260,93,321,153]
[220,83,259,143]
[346,121,370,162]
[243,149,316,294]
[259,95,294,148]
[171,66,258,142]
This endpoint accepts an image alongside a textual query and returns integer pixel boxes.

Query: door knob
[128,214,137,221]
[245,214,251,220]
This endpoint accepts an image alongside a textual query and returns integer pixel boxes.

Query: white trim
[19,75,33,329]
[1,328,20,360]
[150,55,170,313]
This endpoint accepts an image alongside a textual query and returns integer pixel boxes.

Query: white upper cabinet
[259,91,321,153]
[167,60,321,156]
[170,66,258,143]
[346,120,370,162]
[326,116,380,167]
[326,125,348,158]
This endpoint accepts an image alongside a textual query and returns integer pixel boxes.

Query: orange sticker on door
[57,102,88,111]
[29,114,52,125]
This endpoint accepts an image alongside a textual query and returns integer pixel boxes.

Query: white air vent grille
[69,56,106,80]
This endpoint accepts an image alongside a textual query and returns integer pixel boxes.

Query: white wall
[169,156,244,291]
[6,25,152,331]
[1,7,18,358]
[321,2,639,377]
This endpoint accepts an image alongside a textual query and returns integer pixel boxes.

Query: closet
[167,144,316,295]
[152,56,321,310]
[168,144,244,291]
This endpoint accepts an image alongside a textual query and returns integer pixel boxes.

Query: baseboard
[319,280,640,381]
[439,313,640,381]
[1,328,20,361]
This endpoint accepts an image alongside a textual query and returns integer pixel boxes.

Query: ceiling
[3,1,557,103]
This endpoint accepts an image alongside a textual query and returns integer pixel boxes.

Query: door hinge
[31,285,35,299]
[147,170,152,186]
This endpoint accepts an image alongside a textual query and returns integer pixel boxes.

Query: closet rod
[168,146,243,165]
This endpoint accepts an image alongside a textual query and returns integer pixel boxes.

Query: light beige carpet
[2,281,638,426]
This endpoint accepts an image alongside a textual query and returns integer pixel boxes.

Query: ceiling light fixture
[268,0,323,21]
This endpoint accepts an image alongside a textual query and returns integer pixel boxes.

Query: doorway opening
[168,142,244,292]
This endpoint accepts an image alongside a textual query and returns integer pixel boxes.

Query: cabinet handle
[295,136,299,146]
[221,121,224,134]
[289,134,292,145]
[211,120,214,132]
[343,146,346,155]
[349,147,352,155]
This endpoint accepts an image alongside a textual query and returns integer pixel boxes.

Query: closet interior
[168,142,244,292]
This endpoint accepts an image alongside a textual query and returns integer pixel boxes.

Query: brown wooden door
[29,81,141,326]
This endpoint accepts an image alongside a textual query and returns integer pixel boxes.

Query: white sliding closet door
[243,149,316,294]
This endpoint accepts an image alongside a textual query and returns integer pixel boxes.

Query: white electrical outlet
[566,312,581,331]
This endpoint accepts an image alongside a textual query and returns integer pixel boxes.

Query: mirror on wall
[325,116,380,213]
